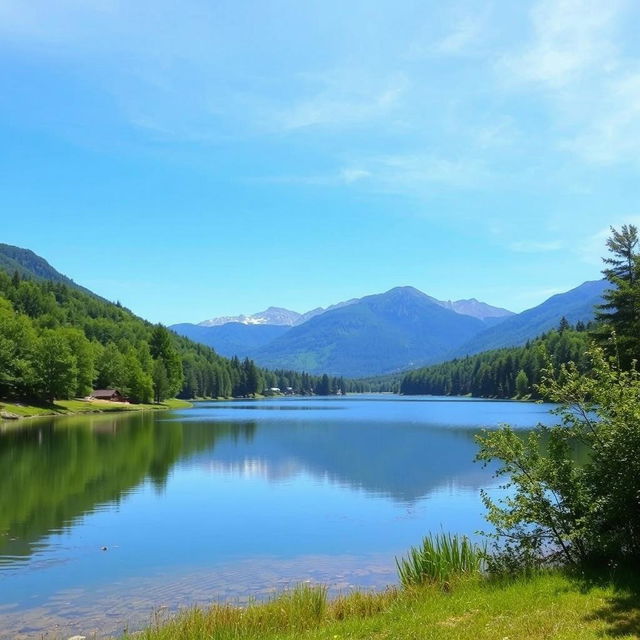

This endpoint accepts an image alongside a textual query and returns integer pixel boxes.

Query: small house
[90,389,126,402]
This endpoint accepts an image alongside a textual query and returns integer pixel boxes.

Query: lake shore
[0,397,193,421]
[124,570,638,640]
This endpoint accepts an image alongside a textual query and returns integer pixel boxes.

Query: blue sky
[1,0,639,324]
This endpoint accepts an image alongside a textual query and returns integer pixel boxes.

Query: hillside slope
[451,280,607,357]
[0,243,96,296]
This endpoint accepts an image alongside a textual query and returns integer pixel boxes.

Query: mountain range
[0,242,606,379]
[172,281,607,377]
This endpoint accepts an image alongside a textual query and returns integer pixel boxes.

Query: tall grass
[129,583,402,640]
[396,533,485,587]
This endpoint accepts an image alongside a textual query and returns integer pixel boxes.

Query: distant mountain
[250,286,486,377]
[199,307,302,327]
[198,299,361,328]
[435,298,514,320]
[0,243,94,295]
[170,322,290,358]
[451,280,608,357]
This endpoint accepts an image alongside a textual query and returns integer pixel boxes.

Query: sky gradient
[2,0,639,324]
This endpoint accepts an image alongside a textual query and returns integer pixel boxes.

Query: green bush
[477,344,640,569]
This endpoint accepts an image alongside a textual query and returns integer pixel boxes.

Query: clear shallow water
[0,395,557,638]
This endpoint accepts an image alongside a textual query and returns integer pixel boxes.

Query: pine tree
[595,224,640,366]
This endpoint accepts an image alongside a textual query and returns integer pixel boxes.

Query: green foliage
[515,369,529,397]
[477,344,640,569]
[32,330,78,403]
[0,267,357,404]
[400,328,591,398]
[395,533,485,587]
[152,359,171,403]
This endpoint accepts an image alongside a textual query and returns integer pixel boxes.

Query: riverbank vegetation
[128,571,640,640]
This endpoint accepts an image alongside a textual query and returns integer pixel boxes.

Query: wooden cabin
[90,389,126,402]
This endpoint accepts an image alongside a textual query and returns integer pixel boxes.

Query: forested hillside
[400,324,591,399]
[0,267,365,405]
[0,243,95,296]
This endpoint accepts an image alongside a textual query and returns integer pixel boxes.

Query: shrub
[476,344,640,570]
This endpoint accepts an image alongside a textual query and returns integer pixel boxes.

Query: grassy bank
[0,397,192,419]
[128,571,639,640]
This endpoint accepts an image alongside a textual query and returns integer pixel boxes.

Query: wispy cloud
[340,168,371,184]
[502,0,623,87]
[509,240,563,253]
[275,71,408,131]
[499,0,640,166]
[433,15,485,56]
[358,153,492,193]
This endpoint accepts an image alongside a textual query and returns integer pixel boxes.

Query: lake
[0,395,557,639]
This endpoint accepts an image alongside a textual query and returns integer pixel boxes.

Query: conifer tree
[595,224,640,366]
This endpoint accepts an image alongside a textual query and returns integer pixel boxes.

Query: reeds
[396,533,485,587]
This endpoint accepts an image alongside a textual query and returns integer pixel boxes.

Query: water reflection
[185,418,486,501]
[0,412,251,563]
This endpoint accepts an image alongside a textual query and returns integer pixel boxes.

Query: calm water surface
[0,395,557,638]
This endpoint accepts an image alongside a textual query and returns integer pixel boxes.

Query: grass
[395,533,485,587]
[0,397,192,419]
[124,571,640,640]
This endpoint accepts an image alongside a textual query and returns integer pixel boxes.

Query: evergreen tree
[595,224,640,366]
[317,374,331,395]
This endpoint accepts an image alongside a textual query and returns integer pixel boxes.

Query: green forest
[0,268,369,406]
[400,324,591,398]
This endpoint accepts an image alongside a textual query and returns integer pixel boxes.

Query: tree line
[0,270,369,405]
[400,323,591,398]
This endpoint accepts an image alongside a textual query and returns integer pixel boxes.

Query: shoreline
[0,397,193,422]
[85,570,636,640]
